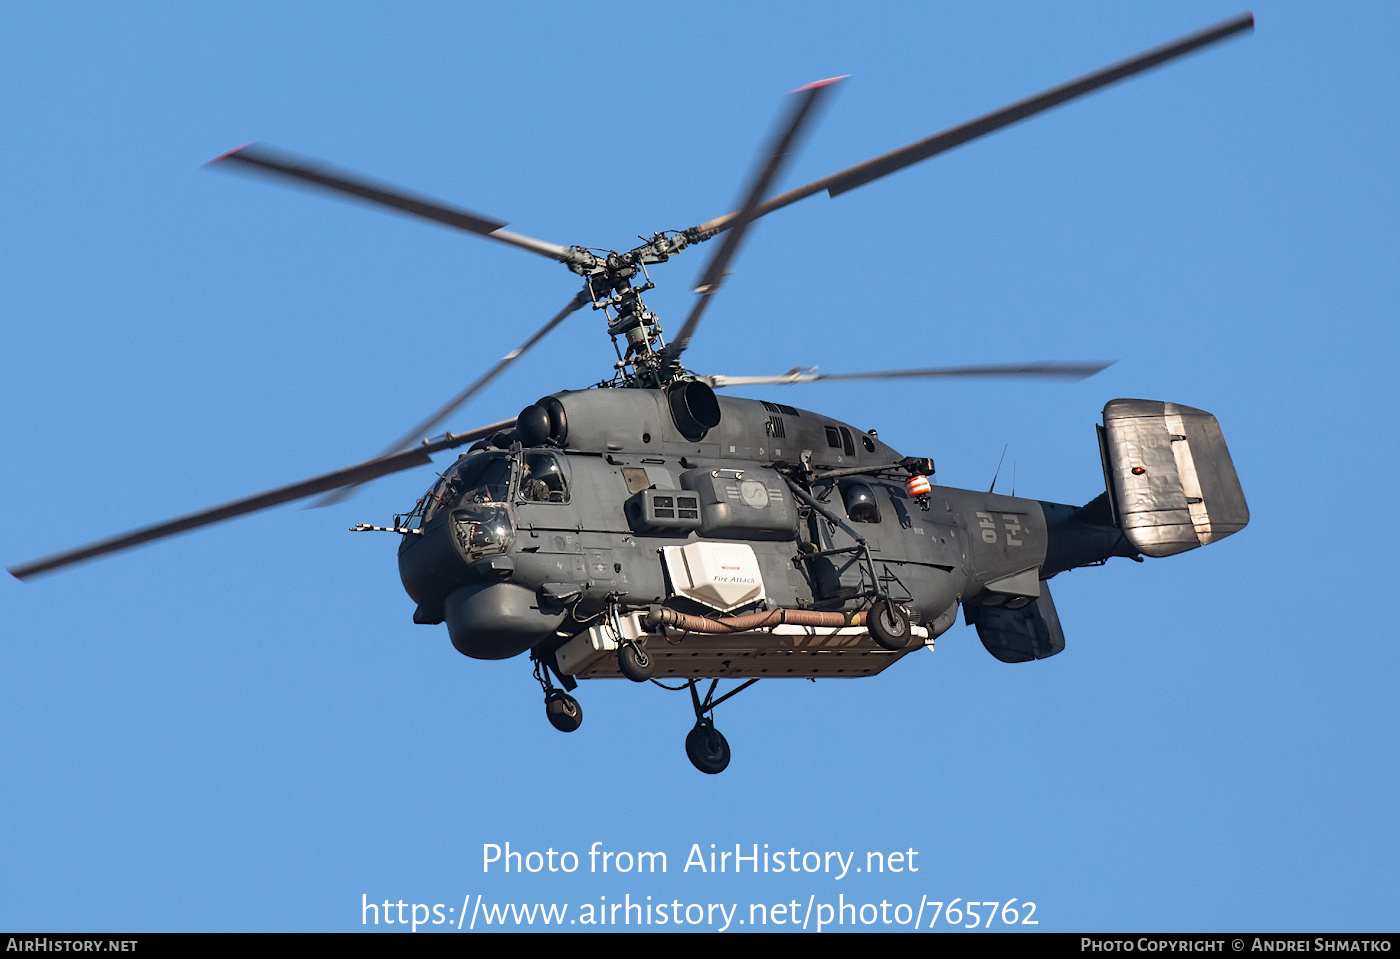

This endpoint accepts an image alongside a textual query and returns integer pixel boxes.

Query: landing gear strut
[683,677,758,775]
[534,657,582,733]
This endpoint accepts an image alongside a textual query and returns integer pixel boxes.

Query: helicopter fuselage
[396,386,1132,679]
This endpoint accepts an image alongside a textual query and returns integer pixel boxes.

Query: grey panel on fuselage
[514,454,662,607]
[548,390,904,470]
[939,488,1049,601]
[678,466,796,539]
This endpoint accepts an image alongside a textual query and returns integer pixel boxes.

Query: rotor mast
[567,230,700,389]
[572,73,844,390]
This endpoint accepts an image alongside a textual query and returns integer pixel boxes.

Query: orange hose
[644,605,866,634]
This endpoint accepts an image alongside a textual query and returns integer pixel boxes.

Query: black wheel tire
[617,643,654,683]
[868,599,912,650]
[684,721,731,775]
[544,691,583,733]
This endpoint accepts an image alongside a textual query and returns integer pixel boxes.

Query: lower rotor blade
[8,418,515,581]
[817,361,1113,381]
[310,287,589,509]
[704,361,1113,388]
[662,77,844,368]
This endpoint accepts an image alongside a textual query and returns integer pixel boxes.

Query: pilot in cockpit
[522,453,568,503]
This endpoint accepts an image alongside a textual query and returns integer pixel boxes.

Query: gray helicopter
[11,14,1253,774]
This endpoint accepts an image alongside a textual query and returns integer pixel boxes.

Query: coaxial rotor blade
[310,287,591,508]
[661,77,845,368]
[703,361,1113,388]
[210,143,583,264]
[689,12,1254,237]
[8,418,515,581]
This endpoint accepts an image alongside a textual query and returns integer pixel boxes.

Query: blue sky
[2,1,1397,932]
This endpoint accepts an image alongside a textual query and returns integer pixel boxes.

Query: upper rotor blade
[210,143,576,263]
[704,361,1113,388]
[8,418,514,581]
[691,12,1254,236]
[662,77,845,367]
[311,287,590,508]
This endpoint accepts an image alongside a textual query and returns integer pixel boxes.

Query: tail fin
[1097,399,1249,558]
[965,583,1065,663]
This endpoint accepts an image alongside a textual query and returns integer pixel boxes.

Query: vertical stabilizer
[1098,399,1249,558]
[965,583,1065,663]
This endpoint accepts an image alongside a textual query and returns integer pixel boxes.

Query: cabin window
[521,451,569,503]
[839,426,856,456]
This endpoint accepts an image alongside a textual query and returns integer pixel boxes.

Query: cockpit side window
[521,451,569,504]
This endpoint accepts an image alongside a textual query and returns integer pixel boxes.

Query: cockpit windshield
[427,452,513,520]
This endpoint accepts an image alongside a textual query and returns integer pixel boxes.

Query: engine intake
[667,380,721,440]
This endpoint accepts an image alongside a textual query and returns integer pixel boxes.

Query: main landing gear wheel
[617,642,654,683]
[868,599,912,650]
[685,720,731,775]
[544,690,583,733]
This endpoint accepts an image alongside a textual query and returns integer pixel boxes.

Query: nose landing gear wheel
[617,642,654,683]
[544,690,583,733]
[868,598,912,650]
[685,720,731,775]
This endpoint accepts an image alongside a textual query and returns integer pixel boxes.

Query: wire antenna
[989,444,1009,493]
